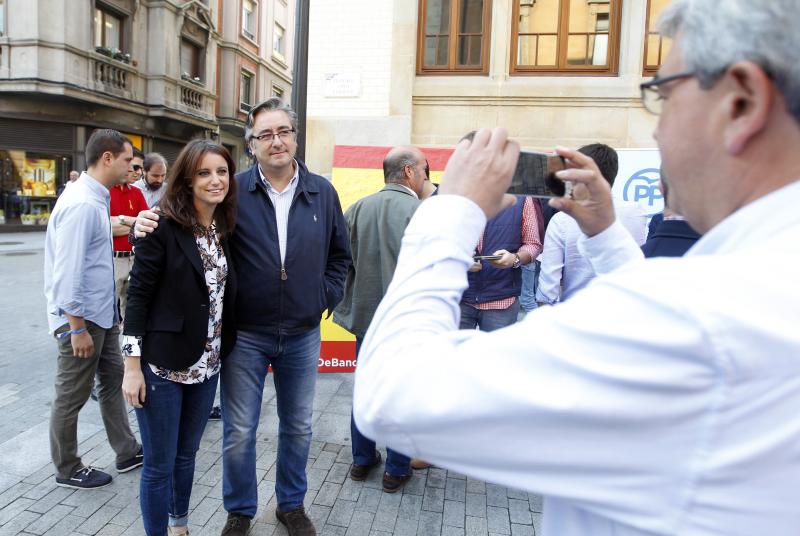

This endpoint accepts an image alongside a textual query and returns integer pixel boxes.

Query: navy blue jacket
[462,197,525,304]
[232,161,351,335]
[641,219,701,258]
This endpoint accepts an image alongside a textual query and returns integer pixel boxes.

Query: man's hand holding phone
[548,146,615,237]
[488,249,516,269]
[439,128,519,220]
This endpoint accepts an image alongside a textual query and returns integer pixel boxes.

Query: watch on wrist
[512,254,521,269]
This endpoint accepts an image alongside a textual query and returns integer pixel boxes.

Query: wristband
[57,327,89,339]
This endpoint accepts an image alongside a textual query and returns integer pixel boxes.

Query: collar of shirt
[258,160,300,194]
[395,183,419,199]
[80,171,111,201]
[689,179,800,256]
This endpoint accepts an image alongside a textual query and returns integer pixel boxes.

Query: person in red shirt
[110,148,148,320]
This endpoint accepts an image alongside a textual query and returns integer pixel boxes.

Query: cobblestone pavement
[0,233,544,535]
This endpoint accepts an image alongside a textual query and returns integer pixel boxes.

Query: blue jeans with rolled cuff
[135,363,219,536]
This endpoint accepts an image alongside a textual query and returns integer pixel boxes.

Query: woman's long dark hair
[160,140,238,236]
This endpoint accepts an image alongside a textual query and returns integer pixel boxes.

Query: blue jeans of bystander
[350,338,410,476]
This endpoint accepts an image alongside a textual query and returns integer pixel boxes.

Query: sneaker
[382,472,411,493]
[209,405,222,421]
[167,527,189,536]
[276,505,316,536]
[55,466,112,489]
[349,450,382,481]
[116,446,144,473]
[220,513,251,536]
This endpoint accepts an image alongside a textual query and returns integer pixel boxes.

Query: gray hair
[244,97,299,142]
[659,0,800,122]
[143,152,167,171]
[383,149,419,184]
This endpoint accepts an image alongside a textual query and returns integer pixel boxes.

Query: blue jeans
[519,260,540,312]
[350,338,410,476]
[459,300,521,332]
[221,327,320,516]
[135,364,219,536]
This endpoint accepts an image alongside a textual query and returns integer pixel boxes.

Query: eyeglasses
[640,71,696,115]
[132,165,143,171]
[252,128,296,143]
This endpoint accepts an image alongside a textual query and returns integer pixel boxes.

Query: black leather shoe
[276,505,316,535]
[382,471,411,493]
[349,450,382,481]
[220,513,251,536]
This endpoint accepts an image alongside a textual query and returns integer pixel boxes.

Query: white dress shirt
[537,201,647,304]
[259,161,300,264]
[354,182,800,536]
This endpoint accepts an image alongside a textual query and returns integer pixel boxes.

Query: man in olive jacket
[333,146,427,492]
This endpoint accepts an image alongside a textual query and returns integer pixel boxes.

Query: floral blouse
[122,223,228,384]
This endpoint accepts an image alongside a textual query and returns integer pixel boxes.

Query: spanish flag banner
[318,145,454,372]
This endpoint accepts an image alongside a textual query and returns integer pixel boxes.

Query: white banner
[612,149,663,216]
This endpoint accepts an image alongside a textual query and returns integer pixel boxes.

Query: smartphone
[473,255,503,261]
[506,151,570,199]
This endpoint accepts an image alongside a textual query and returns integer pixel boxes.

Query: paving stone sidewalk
[0,234,544,535]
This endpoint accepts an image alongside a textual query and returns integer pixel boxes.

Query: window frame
[180,37,204,82]
[241,0,257,42]
[510,0,623,76]
[240,69,255,112]
[642,0,669,76]
[272,22,286,61]
[416,0,493,76]
[94,3,127,52]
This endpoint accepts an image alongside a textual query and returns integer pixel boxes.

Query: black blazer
[124,217,237,371]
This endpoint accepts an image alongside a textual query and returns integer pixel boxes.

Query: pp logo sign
[623,168,663,215]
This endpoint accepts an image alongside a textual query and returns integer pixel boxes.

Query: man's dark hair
[85,129,132,167]
[133,148,145,160]
[578,143,619,187]
[383,149,419,184]
[244,97,298,142]
[144,152,167,172]
[160,140,238,236]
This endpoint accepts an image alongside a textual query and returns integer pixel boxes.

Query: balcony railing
[94,59,129,91]
[180,85,203,110]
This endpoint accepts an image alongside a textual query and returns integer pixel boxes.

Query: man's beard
[145,180,163,191]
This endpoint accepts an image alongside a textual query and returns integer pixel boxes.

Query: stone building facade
[0,0,293,229]
[305,0,671,175]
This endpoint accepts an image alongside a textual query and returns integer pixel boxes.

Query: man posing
[44,129,142,490]
[333,146,426,493]
[134,98,350,536]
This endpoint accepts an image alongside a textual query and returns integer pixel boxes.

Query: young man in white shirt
[353,1,800,535]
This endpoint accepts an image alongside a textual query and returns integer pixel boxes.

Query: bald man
[333,146,427,493]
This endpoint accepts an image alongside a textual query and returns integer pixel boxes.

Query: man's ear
[723,61,773,155]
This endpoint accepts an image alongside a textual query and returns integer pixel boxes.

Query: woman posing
[122,140,237,536]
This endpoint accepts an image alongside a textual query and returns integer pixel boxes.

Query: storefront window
[0,150,71,226]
